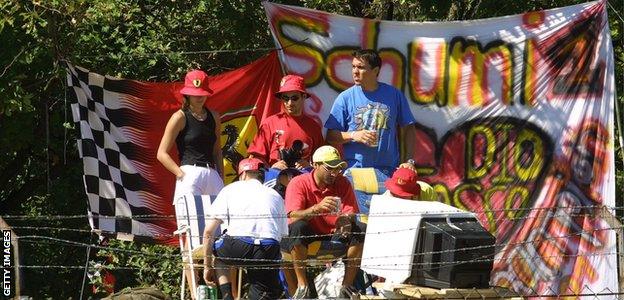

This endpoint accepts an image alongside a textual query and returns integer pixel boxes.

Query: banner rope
[76,47,279,59]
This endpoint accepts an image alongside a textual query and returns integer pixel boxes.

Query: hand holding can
[333,196,341,214]
[369,129,378,147]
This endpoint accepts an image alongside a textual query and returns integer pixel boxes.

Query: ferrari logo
[193,79,201,87]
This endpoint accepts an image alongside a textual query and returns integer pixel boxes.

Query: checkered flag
[67,63,176,243]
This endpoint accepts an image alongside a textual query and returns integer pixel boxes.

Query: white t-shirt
[209,179,288,241]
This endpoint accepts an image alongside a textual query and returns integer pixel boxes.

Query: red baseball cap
[180,70,213,96]
[238,158,266,175]
[275,75,309,98]
[384,167,421,198]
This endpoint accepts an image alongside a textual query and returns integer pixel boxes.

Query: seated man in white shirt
[202,158,288,300]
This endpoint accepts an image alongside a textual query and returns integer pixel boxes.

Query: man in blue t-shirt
[325,49,416,175]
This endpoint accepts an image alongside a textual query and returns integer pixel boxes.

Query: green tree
[1,1,276,297]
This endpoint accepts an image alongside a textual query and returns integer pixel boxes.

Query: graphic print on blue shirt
[325,83,416,170]
[354,102,389,132]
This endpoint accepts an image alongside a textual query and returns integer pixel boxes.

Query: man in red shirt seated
[282,145,366,299]
[247,74,324,170]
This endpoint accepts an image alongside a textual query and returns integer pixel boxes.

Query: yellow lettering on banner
[483,185,508,232]
[452,183,480,212]
[407,40,447,105]
[433,184,452,207]
[492,124,515,185]
[447,39,513,107]
[448,42,485,106]
[513,129,544,181]
[273,15,327,86]
[466,125,496,180]
[504,186,529,220]
[521,38,539,106]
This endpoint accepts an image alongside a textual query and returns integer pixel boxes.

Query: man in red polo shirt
[247,74,324,170]
[282,145,366,299]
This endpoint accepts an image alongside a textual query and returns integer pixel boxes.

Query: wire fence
[2,204,622,298]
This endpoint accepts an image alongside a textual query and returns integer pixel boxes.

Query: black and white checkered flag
[67,63,175,243]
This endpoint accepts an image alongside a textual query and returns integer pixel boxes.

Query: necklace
[190,109,207,121]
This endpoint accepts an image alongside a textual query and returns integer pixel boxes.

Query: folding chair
[174,194,219,300]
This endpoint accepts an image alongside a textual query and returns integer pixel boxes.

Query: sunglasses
[321,164,344,174]
[280,95,301,102]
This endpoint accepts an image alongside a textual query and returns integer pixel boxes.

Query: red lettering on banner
[361,19,379,50]
[538,3,607,101]
[522,11,545,30]
[325,47,359,92]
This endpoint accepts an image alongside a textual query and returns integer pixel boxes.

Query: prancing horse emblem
[192,79,201,87]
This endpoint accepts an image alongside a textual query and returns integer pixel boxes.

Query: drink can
[196,285,208,300]
[197,285,217,300]
[207,285,218,300]
[334,197,341,214]
[369,129,378,147]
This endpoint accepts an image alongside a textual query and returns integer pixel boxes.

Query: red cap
[180,70,213,96]
[238,158,266,175]
[275,75,308,98]
[384,168,421,198]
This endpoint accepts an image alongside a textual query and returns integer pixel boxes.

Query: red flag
[68,51,283,244]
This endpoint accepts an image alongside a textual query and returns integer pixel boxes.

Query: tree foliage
[0,0,622,298]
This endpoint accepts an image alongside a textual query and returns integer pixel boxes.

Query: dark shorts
[280,219,366,252]
[214,236,284,299]
[214,236,281,266]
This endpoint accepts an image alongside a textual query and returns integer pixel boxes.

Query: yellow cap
[312,145,347,168]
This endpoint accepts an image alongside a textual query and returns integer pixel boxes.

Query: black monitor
[406,217,495,289]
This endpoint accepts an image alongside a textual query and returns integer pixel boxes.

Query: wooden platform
[361,283,522,299]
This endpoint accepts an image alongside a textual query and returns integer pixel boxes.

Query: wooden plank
[373,282,522,299]
[361,292,407,299]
